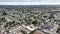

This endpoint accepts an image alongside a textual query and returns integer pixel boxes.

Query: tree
[31,20,38,26]
[2,12,7,15]
[20,30,26,34]
[56,27,60,34]
[4,21,15,28]
[0,17,6,22]
[43,16,47,18]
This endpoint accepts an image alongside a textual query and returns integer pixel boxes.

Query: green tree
[32,20,38,26]
[2,12,7,15]
[4,21,15,28]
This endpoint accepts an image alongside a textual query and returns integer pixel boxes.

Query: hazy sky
[0,0,60,2]
[0,0,60,5]
[0,0,40,2]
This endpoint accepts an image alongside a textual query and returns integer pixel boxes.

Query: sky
[0,0,60,5]
[0,0,60,2]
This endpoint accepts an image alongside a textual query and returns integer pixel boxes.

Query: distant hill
[0,5,60,8]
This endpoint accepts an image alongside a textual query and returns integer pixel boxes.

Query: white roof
[26,26,35,31]
[22,24,35,31]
